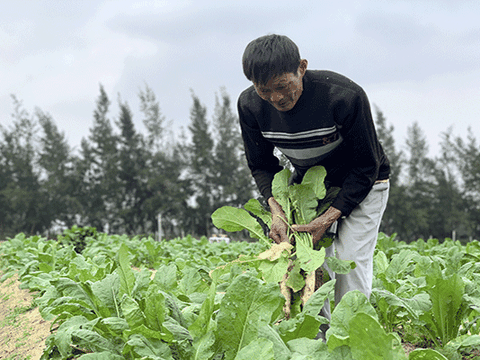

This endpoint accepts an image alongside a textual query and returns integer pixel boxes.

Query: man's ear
[298,59,308,77]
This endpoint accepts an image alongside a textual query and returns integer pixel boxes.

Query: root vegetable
[301,270,315,306]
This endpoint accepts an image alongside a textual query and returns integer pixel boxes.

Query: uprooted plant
[211,165,356,319]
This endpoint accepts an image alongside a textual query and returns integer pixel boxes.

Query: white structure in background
[208,234,230,244]
[157,213,163,241]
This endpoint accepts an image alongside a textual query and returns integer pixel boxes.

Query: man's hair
[242,34,301,86]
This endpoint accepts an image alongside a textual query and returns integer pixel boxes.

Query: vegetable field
[1,229,479,359]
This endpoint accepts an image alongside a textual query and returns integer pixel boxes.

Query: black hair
[242,34,301,86]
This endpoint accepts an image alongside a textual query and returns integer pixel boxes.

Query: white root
[280,259,295,319]
[301,270,316,307]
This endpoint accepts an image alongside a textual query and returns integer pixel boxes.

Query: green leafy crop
[212,166,352,319]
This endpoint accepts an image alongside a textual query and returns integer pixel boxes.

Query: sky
[1,0,479,158]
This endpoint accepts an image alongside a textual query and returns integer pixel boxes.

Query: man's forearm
[268,197,283,216]
[319,206,342,228]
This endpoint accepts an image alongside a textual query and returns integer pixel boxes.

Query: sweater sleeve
[331,88,385,216]
[237,96,283,200]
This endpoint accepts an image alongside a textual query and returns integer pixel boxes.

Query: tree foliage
[374,111,480,242]
[1,88,480,243]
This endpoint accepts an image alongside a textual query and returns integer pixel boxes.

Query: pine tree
[78,85,119,231]
[405,122,435,186]
[115,98,148,234]
[373,107,404,235]
[449,128,480,239]
[402,122,436,240]
[422,132,468,239]
[37,109,81,229]
[139,85,166,153]
[374,106,403,186]
[138,86,191,238]
[211,88,254,208]
[0,96,44,236]
[186,92,214,236]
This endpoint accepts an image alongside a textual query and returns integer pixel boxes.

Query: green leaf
[91,273,120,317]
[153,263,178,292]
[257,243,291,283]
[372,289,431,320]
[272,168,292,210]
[121,295,146,329]
[289,184,317,224]
[386,250,417,282]
[234,338,275,360]
[408,349,448,359]
[287,337,329,359]
[348,312,406,360]
[54,315,91,357]
[123,334,173,359]
[116,243,135,297]
[278,314,322,342]
[191,332,216,360]
[52,278,95,309]
[71,329,117,354]
[212,206,269,243]
[259,255,290,284]
[76,351,124,360]
[144,285,167,332]
[446,334,480,351]
[303,280,336,317]
[286,261,305,292]
[189,281,217,338]
[179,266,208,295]
[99,317,129,335]
[216,273,283,359]
[327,346,354,359]
[296,235,326,273]
[162,317,193,358]
[326,256,356,275]
[301,165,327,200]
[327,290,378,351]
[422,272,465,344]
[123,324,171,342]
[244,198,272,228]
[257,324,292,360]
[374,250,389,278]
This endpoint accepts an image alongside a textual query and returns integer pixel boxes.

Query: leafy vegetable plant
[212,166,354,319]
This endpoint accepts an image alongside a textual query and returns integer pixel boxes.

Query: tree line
[1,85,479,242]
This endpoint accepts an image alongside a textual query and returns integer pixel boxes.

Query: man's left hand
[291,207,342,246]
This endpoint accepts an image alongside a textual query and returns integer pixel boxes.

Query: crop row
[0,231,479,359]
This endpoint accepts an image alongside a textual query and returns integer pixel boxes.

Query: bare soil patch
[0,273,50,360]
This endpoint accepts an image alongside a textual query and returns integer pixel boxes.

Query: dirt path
[0,273,51,360]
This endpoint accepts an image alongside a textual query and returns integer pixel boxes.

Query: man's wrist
[319,206,342,227]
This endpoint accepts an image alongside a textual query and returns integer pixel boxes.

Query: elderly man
[237,34,390,327]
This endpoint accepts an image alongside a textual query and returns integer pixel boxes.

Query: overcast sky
[1,0,479,157]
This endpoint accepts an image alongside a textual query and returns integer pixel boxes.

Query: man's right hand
[268,197,290,244]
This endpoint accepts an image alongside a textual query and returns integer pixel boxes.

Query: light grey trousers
[321,180,390,321]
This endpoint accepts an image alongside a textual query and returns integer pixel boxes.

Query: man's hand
[268,197,290,244]
[291,207,342,246]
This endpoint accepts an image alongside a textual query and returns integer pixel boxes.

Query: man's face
[253,61,307,112]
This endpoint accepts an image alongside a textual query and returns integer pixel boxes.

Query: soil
[0,273,50,360]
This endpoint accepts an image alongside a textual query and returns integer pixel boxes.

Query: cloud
[106,1,312,45]
[312,6,480,85]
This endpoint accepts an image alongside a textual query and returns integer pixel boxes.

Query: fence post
[157,214,163,241]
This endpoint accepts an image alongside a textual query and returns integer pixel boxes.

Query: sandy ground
[0,273,51,360]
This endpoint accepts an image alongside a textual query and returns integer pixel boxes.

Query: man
[237,34,390,321]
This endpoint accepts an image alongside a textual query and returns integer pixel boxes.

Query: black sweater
[237,70,390,217]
